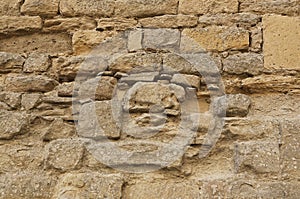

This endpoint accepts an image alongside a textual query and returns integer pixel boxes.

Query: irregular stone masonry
[0,0,299,198]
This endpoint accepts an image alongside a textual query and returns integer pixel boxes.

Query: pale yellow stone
[139,15,198,28]
[182,26,249,51]
[21,0,59,17]
[0,0,21,16]
[0,16,42,34]
[97,18,137,31]
[179,0,238,15]
[263,15,300,69]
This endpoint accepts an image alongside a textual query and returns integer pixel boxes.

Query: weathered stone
[57,82,74,97]
[43,118,75,141]
[0,110,27,139]
[240,0,299,15]
[182,26,249,52]
[234,140,280,173]
[223,53,263,75]
[139,15,198,28]
[0,16,42,34]
[171,74,200,89]
[0,91,21,109]
[5,75,58,92]
[45,139,84,171]
[143,29,180,51]
[198,13,261,28]
[72,30,116,55]
[78,76,117,101]
[97,18,137,31]
[128,29,143,52]
[280,118,300,177]
[179,0,238,15]
[263,15,300,69]
[43,17,96,33]
[21,0,59,17]
[60,0,114,17]
[0,0,21,16]
[54,173,123,198]
[78,101,121,139]
[23,53,51,73]
[241,75,300,93]
[21,93,41,110]
[42,96,73,105]
[115,0,178,17]
[120,72,159,84]
[124,181,200,199]
[0,172,57,199]
[0,52,24,73]
[249,24,263,52]
[109,52,162,73]
[0,33,72,54]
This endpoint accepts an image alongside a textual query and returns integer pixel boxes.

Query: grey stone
[120,72,159,84]
[171,74,200,89]
[143,29,180,51]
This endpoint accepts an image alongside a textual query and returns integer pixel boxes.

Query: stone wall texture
[0,0,299,198]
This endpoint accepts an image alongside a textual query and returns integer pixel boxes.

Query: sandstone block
[115,0,178,17]
[0,91,21,109]
[171,74,200,89]
[249,24,263,52]
[45,139,84,171]
[179,0,238,15]
[21,93,41,110]
[43,17,96,33]
[0,110,27,139]
[54,173,123,198]
[78,101,121,139]
[0,16,42,34]
[5,75,58,92]
[128,29,143,52]
[43,118,75,141]
[263,15,300,69]
[23,53,51,73]
[163,54,198,75]
[60,0,114,17]
[124,181,200,199]
[240,0,299,15]
[120,72,159,84]
[223,53,263,75]
[234,140,280,173]
[0,33,72,54]
[143,29,181,51]
[0,52,24,73]
[182,26,249,52]
[21,0,59,17]
[0,0,21,16]
[57,82,74,97]
[139,15,198,28]
[97,18,137,31]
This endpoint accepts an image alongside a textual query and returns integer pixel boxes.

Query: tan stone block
[0,52,25,73]
[72,30,116,55]
[21,0,59,17]
[263,15,300,69]
[97,18,137,31]
[0,33,72,54]
[0,16,42,34]
[182,26,249,52]
[0,0,21,16]
[60,0,114,17]
[43,17,96,33]
[115,0,178,17]
[23,53,51,73]
[179,0,238,15]
[139,15,198,28]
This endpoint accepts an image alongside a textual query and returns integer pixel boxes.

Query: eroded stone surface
[0,110,27,139]
[21,0,59,17]
[0,16,42,34]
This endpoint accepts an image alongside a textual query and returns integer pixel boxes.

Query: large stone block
[0,0,21,16]
[182,26,249,52]
[60,0,114,17]
[263,15,300,69]
[21,0,59,17]
[115,0,178,17]
[179,0,238,15]
[0,33,72,54]
[54,173,123,198]
[0,16,42,34]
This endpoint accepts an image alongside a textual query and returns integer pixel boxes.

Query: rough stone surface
[21,0,59,17]
[23,53,51,73]
[179,0,239,15]
[5,75,58,92]
[0,16,42,34]
[0,110,27,139]
[115,0,178,17]
[139,15,198,28]
[182,26,249,51]
[0,52,25,73]
[43,118,75,141]
[21,93,41,110]
[97,18,137,31]
[0,0,21,16]
[263,15,300,69]
[171,74,200,89]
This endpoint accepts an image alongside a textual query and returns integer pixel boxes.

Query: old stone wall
[0,0,299,198]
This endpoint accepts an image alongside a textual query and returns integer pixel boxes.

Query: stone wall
[0,0,299,198]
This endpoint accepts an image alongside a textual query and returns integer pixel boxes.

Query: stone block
[0,16,42,34]
[0,52,24,73]
[139,15,198,28]
[23,53,51,73]
[0,0,21,16]
[0,110,27,139]
[21,0,59,17]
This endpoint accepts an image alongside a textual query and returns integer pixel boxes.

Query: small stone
[5,75,58,92]
[0,110,28,140]
[143,29,180,51]
[0,16,42,34]
[163,53,198,75]
[139,15,198,28]
[43,118,75,141]
[171,74,200,89]
[0,52,25,73]
[21,93,41,110]
[0,92,21,109]
[0,0,21,16]
[120,72,159,84]
[97,18,137,31]
[249,24,262,52]
[57,82,74,97]
[23,53,51,73]
[45,139,84,171]
[128,29,143,52]
[21,0,59,17]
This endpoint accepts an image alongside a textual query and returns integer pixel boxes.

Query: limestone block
[139,15,198,28]
[23,53,51,73]
[0,16,42,34]
[21,0,59,17]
